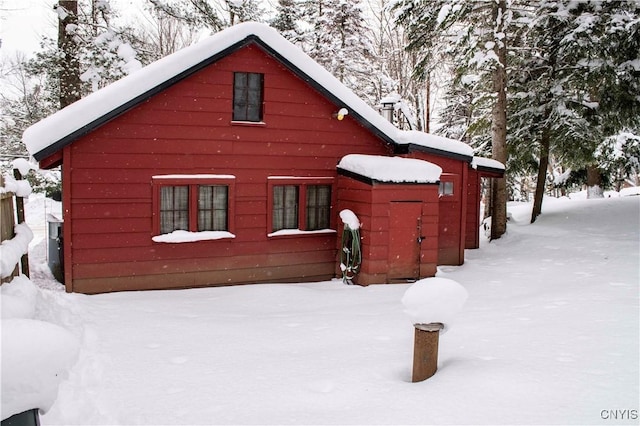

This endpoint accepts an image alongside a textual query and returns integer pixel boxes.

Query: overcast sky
[0,0,56,57]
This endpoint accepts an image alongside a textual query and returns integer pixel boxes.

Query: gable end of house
[31,34,397,163]
[31,37,258,162]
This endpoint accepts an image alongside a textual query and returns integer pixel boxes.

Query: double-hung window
[153,175,235,238]
[273,185,299,231]
[233,72,263,122]
[269,178,334,235]
[306,185,332,230]
[160,186,190,234]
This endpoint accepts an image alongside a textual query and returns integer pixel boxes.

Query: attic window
[233,72,263,122]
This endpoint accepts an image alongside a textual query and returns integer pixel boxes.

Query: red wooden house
[23,23,504,294]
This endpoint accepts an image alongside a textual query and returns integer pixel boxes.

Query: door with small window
[438,173,462,265]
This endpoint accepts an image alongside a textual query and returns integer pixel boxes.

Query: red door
[438,174,462,265]
[388,202,422,280]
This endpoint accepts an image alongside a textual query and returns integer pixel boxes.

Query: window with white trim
[268,178,334,234]
[153,175,235,237]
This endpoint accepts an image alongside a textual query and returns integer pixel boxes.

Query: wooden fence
[1,171,30,283]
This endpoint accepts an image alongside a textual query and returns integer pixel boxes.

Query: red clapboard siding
[465,169,481,249]
[336,174,439,285]
[62,40,470,293]
[62,41,387,292]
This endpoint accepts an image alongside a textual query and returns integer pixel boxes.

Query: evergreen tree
[393,0,514,239]
[271,0,304,45]
[557,0,640,197]
[304,0,377,104]
[509,0,640,214]
[26,0,147,102]
[147,0,265,30]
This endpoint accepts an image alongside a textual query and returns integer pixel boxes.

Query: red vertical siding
[403,151,469,266]
[337,175,439,285]
[65,44,390,293]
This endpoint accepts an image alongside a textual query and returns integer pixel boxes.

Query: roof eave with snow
[471,157,506,176]
[23,23,403,162]
[337,154,442,185]
[23,23,479,165]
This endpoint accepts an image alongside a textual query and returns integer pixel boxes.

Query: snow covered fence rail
[0,169,32,281]
[1,162,81,425]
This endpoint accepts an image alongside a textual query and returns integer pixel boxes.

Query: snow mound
[1,318,80,420]
[401,277,468,332]
[1,275,38,319]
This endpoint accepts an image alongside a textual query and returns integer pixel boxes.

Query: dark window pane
[160,186,189,234]
[306,185,331,230]
[233,72,263,122]
[273,185,298,231]
[198,185,228,231]
[439,181,454,196]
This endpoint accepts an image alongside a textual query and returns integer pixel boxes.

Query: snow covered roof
[471,156,506,174]
[338,154,442,184]
[22,22,479,165]
[396,130,474,160]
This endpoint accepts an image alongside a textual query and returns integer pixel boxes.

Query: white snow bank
[396,130,474,158]
[339,209,360,230]
[1,318,80,420]
[1,173,32,197]
[338,154,442,183]
[1,275,38,319]
[152,230,235,243]
[401,277,468,332]
[0,223,34,278]
[620,186,640,197]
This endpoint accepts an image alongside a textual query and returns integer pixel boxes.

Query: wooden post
[412,323,443,382]
[13,169,30,278]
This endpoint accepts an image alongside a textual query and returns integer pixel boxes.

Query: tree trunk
[531,127,550,223]
[58,0,81,109]
[425,74,430,133]
[490,0,508,240]
[586,164,604,198]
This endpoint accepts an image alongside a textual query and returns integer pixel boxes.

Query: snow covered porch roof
[337,154,442,184]
[22,22,478,167]
[471,157,506,177]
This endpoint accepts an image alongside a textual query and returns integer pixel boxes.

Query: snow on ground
[16,194,640,425]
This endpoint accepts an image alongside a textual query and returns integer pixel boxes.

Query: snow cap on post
[401,277,468,333]
[339,209,360,230]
